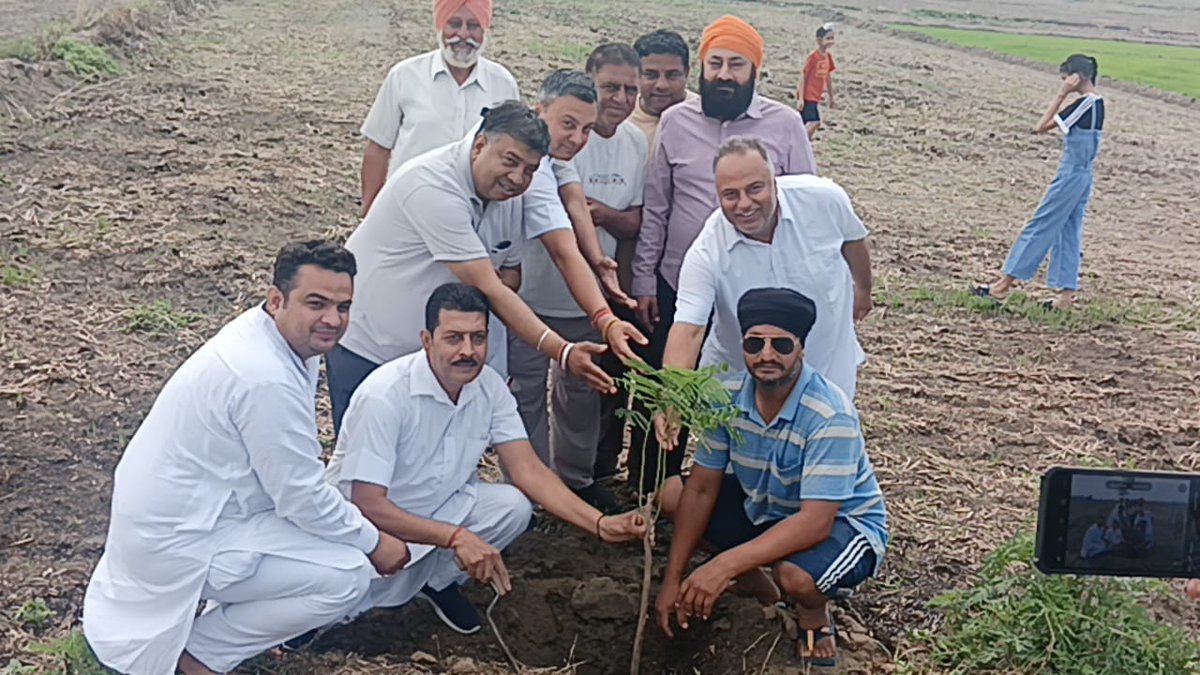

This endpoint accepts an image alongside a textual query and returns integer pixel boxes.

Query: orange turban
[433,0,493,32]
[699,15,765,70]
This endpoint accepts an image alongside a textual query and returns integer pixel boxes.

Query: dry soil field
[2,0,1200,673]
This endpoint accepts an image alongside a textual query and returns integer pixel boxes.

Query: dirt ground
[2,0,1199,672]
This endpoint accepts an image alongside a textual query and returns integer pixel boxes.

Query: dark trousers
[326,344,381,435]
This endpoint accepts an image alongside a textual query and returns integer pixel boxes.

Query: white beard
[439,32,485,69]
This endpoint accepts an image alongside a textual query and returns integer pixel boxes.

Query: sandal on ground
[969,284,1006,304]
[1040,299,1069,312]
[798,612,838,668]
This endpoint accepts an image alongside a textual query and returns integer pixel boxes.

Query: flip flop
[798,612,838,668]
[969,284,1006,305]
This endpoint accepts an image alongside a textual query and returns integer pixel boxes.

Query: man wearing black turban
[654,287,888,669]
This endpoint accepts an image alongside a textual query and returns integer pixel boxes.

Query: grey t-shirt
[520,122,647,318]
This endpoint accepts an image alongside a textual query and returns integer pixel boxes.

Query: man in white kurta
[327,283,648,633]
[662,137,873,400]
[82,241,408,675]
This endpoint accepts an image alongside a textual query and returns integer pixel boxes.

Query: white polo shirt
[361,50,521,175]
[326,351,527,565]
[674,174,868,398]
[521,122,647,318]
[341,136,523,364]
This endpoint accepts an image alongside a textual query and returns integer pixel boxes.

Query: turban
[699,15,765,70]
[737,288,817,345]
[433,0,493,32]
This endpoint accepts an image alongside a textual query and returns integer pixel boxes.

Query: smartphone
[1035,466,1200,578]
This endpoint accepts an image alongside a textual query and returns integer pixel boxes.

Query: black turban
[736,287,817,345]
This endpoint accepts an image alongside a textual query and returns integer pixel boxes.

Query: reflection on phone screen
[1065,473,1198,575]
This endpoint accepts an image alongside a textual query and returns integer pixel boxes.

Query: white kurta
[673,174,867,398]
[83,307,380,675]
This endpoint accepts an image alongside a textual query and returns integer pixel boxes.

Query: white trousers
[361,483,533,611]
[185,553,372,672]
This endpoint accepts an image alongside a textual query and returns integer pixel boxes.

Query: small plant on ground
[28,630,108,675]
[1,660,38,675]
[126,299,200,335]
[52,39,120,78]
[908,532,1200,674]
[617,359,740,675]
[15,598,54,628]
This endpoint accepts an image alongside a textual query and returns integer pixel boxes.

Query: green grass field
[892,25,1200,99]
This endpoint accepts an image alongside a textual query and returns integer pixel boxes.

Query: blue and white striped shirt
[694,367,888,570]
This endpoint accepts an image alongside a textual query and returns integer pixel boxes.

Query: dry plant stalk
[617,361,739,675]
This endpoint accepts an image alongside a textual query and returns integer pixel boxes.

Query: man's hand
[450,528,513,594]
[603,320,648,363]
[653,409,683,452]
[655,576,690,638]
[678,559,734,621]
[369,533,410,576]
[1187,579,1200,600]
[587,199,618,228]
[565,341,616,394]
[635,295,659,331]
[597,510,649,544]
[593,257,636,309]
[853,286,873,321]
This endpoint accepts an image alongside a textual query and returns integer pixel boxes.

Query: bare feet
[796,602,837,663]
[730,567,781,605]
[178,651,219,675]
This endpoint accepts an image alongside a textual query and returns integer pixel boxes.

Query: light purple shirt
[632,94,817,297]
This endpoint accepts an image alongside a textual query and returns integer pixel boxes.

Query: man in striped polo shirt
[654,287,887,668]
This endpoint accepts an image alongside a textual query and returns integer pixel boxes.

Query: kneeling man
[83,241,410,675]
[327,283,646,633]
[655,288,887,668]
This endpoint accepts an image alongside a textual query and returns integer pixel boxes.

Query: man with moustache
[359,0,519,217]
[629,15,816,489]
[516,45,647,509]
[627,29,697,153]
[327,284,647,634]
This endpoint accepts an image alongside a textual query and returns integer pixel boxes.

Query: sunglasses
[742,336,798,356]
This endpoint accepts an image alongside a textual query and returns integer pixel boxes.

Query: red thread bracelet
[447,526,465,548]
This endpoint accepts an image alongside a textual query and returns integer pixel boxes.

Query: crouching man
[327,283,647,633]
[655,288,888,668]
[83,241,410,675]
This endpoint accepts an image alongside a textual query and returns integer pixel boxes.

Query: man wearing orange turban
[358,0,518,218]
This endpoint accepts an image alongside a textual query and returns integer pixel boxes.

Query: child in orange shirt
[796,24,836,141]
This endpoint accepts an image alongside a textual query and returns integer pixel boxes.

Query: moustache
[452,358,480,367]
[445,36,481,48]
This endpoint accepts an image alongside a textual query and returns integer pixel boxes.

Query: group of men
[81,0,888,672]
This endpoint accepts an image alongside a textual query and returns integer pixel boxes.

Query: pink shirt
[632,94,817,296]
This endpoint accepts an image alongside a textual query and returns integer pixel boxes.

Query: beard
[439,33,485,69]
[753,360,801,390]
[700,69,756,121]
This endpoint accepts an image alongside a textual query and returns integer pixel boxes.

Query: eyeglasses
[742,336,798,355]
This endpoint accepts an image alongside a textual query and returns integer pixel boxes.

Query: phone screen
[1040,468,1200,577]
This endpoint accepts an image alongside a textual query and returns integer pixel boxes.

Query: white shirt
[521,122,647,318]
[361,50,520,175]
[83,308,379,675]
[326,352,527,566]
[674,174,868,398]
[341,136,523,364]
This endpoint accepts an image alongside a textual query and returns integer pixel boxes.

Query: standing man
[359,0,519,216]
[328,284,646,633]
[660,137,871,430]
[515,45,647,509]
[83,241,409,675]
[330,101,641,434]
[656,288,888,669]
[630,15,817,487]
[627,29,697,153]
[797,23,837,142]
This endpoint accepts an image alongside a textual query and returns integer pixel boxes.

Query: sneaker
[571,482,620,514]
[417,584,482,635]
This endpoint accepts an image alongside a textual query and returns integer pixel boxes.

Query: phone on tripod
[1035,466,1200,578]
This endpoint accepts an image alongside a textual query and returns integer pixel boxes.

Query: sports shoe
[417,584,482,634]
[571,482,620,515]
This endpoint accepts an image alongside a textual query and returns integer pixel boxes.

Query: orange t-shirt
[802,50,835,103]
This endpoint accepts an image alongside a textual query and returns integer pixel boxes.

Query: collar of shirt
[429,50,486,90]
[452,135,484,210]
[253,303,311,379]
[409,349,482,408]
[734,366,815,427]
[721,185,796,253]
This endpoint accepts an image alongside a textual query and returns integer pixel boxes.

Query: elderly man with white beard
[358,0,519,217]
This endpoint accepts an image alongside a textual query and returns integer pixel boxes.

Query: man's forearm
[662,322,706,370]
[600,207,642,241]
[360,149,390,217]
[356,493,458,548]
[560,183,606,266]
[711,510,835,578]
[504,445,602,535]
[540,229,607,318]
[665,482,722,581]
[841,239,872,294]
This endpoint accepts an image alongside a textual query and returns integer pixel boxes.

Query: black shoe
[417,584,482,635]
[571,482,620,514]
[280,628,318,652]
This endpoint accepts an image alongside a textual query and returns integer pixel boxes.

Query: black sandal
[798,612,838,668]
[970,284,1006,305]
